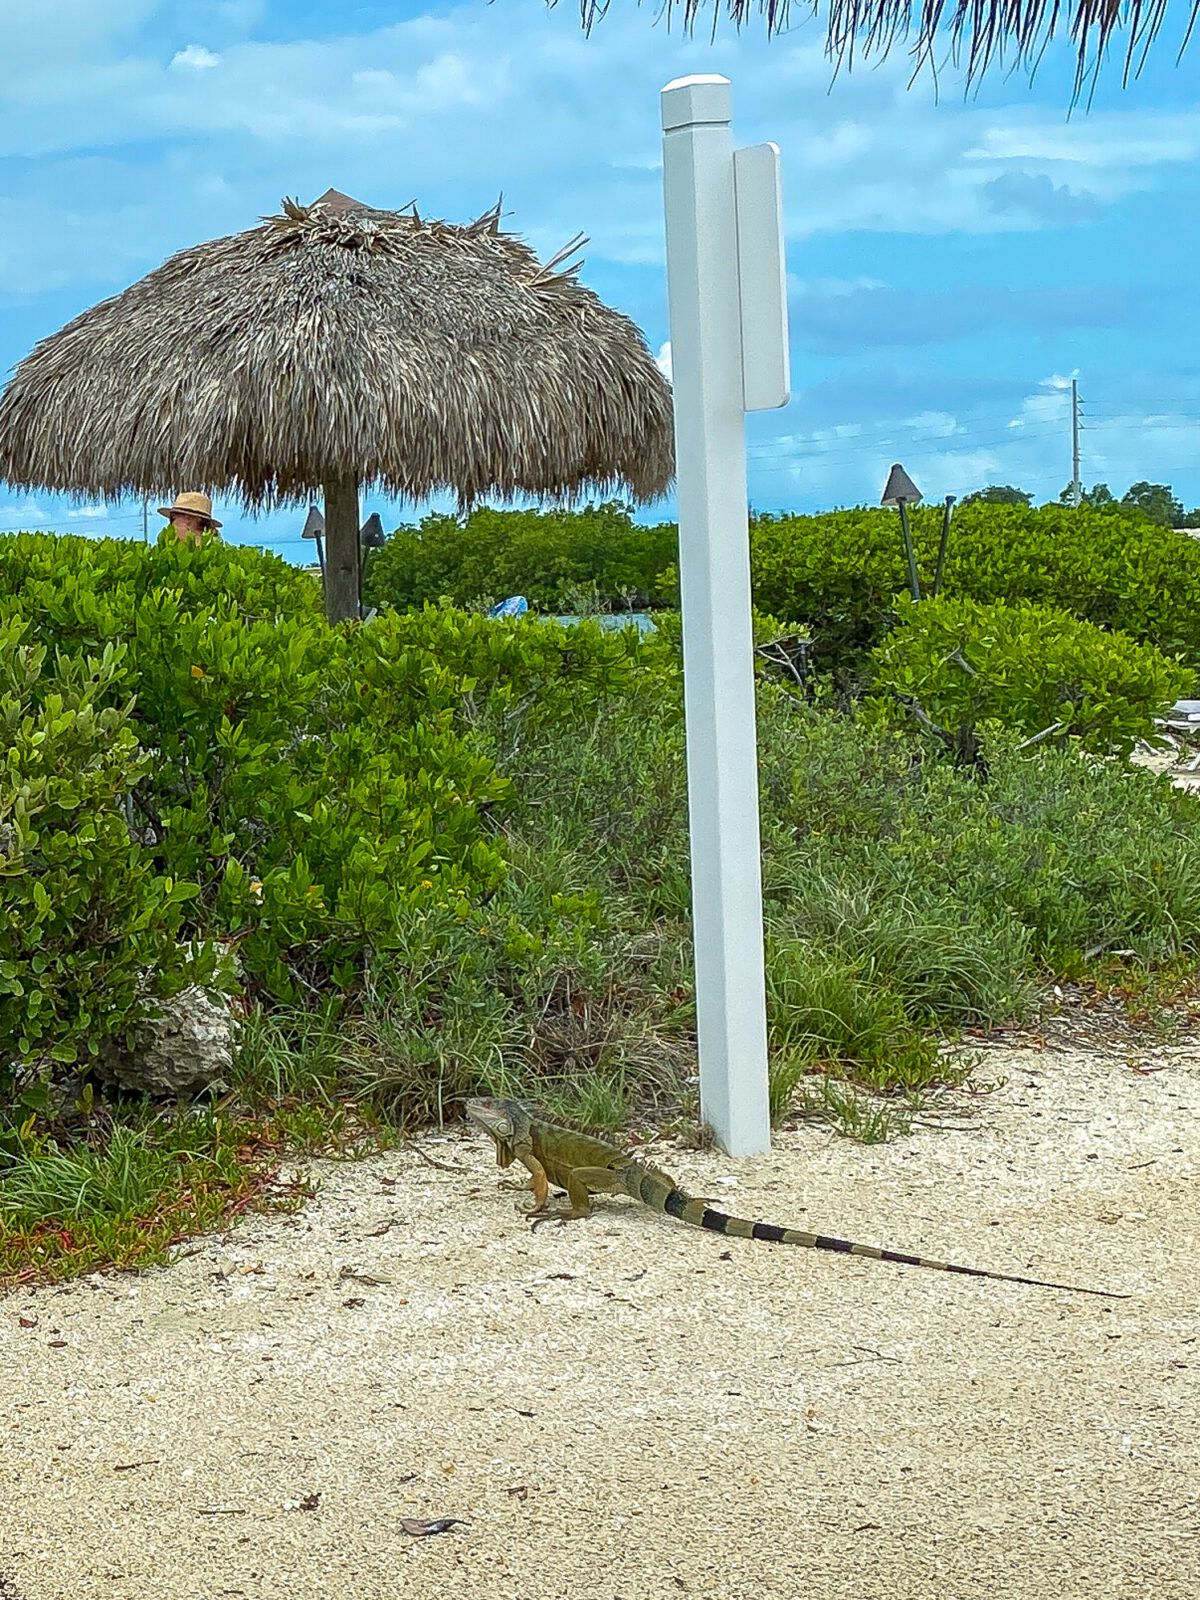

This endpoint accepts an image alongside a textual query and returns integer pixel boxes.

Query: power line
[750,423,1066,455]
[748,432,1068,475]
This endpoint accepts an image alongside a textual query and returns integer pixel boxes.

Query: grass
[7,633,1200,1283]
[0,1111,310,1288]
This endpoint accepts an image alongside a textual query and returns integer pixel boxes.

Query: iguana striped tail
[463,1096,1126,1299]
[618,1161,1127,1299]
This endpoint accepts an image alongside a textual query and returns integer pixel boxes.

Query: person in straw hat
[158,491,222,545]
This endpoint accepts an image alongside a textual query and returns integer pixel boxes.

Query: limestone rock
[95,984,237,1097]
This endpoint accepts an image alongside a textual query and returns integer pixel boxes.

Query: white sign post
[661,73,789,1157]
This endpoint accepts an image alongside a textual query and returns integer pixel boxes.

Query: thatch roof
[593,0,1192,94]
[0,193,674,512]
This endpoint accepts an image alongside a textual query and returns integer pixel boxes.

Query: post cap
[661,74,732,132]
[302,506,326,538]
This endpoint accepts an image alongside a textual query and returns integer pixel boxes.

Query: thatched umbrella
[0,190,674,622]
[575,0,1191,94]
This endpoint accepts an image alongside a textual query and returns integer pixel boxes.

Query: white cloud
[789,275,886,297]
[747,363,1200,511]
[655,341,672,382]
[0,0,159,71]
[0,3,1189,304]
[0,496,51,528]
[901,410,961,439]
[171,45,222,71]
[1072,411,1200,490]
[966,116,1200,169]
[0,1,1192,519]
[1007,374,1074,430]
[66,504,110,519]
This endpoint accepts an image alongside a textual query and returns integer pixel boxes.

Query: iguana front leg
[511,1148,551,1214]
[489,1138,552,1213]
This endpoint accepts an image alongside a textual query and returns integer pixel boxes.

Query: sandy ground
[1,1042,1197,1600]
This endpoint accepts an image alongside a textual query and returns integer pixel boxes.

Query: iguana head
[465,1096,530,1157]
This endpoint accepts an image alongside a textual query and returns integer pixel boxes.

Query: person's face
[172,511,208,543]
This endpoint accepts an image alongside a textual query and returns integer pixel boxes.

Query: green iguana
[465,1096,1125,1299]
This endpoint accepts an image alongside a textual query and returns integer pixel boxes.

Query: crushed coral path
[2,1044,1197,1600]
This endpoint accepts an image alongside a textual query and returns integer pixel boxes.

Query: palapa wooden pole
[323,477,361,624]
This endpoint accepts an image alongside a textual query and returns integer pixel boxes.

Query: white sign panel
[733,142,790,412]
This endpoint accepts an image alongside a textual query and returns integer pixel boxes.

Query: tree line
[962,482,1199,529]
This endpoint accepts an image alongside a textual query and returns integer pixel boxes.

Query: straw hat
[157,490,222,529]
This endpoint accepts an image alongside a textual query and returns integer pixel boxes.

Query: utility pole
[1070,379,1082,507]
[142,494,149,542]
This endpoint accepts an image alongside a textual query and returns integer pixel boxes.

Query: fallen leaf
[283,1492,323,1512]
[400,1517,466,1537]
[342,1297,366,1309]
[113,1459,160,1473]
[17,1315,37,1329]
[506,1485,530,1501]
[47,1340,68,1349]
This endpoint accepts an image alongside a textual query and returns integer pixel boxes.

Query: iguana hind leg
[529,1166,623,1228]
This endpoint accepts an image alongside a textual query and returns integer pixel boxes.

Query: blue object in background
[488,596,529,617]
[552,612,657,634]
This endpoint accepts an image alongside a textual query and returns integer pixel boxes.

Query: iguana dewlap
[465,1096,1124,1299]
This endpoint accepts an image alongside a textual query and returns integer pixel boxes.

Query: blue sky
[0,0,1197,558]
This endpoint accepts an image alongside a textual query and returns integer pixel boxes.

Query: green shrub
[10,523,1200,1148]
[0,621,212,1091]
[0,534,670,1007]
[868,594,1190,758]
[749,502,1200,673]
[0,529,322,641]
[120,603,660,1002]
[757,688,1200,972]
[362,499,1200,677]
[363,502,678,614]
